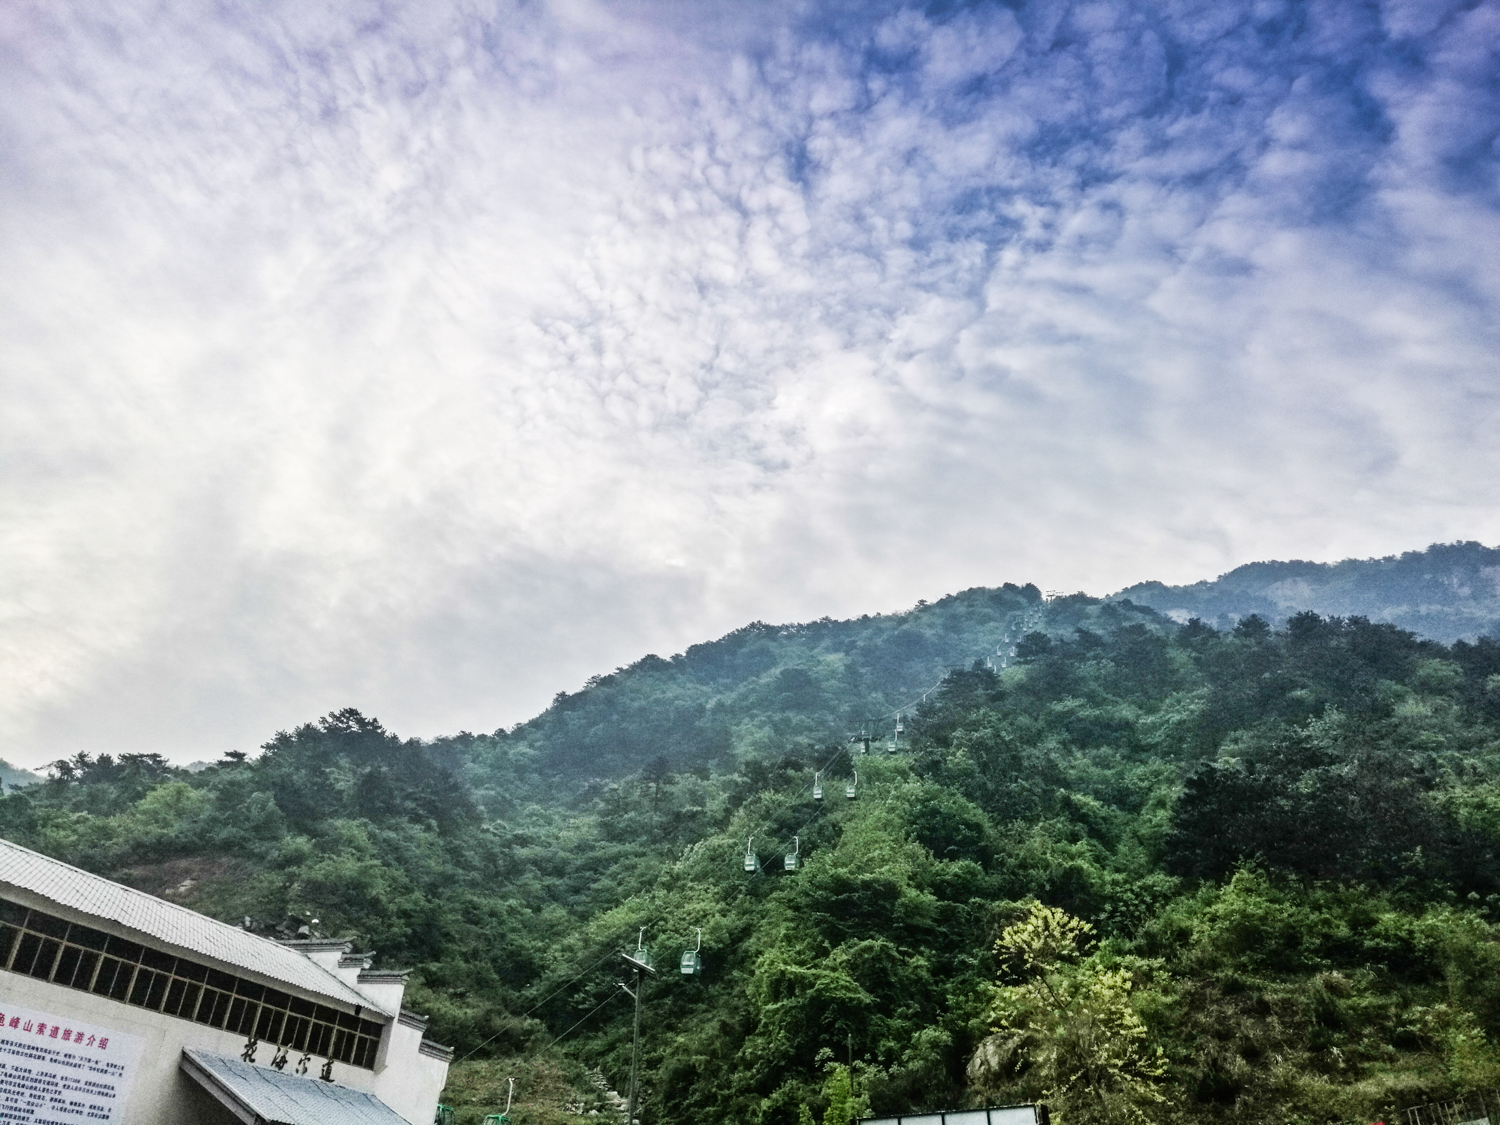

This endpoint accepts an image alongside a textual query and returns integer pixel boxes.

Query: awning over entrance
[181,1049,413,1125]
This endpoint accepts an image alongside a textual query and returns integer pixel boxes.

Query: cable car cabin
[846,771,858,799]
[887,738,898,754]
[785,834,801,871]
[745,837,758,872]
[895,712,904,733]
[813,771,824,801]
[682,928,703,976]
[621,927,655,973]
[861,736,871,754]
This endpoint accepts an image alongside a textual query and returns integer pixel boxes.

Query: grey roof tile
[0,837,387,1015]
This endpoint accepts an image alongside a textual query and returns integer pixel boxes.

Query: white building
[0,837,452,1125]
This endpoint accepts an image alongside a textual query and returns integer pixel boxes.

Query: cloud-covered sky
[3,0,1498,766]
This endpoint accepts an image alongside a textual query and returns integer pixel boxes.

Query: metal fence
[1405,1090,1500,1125]
[859,1093,1500,1125]
[857,1105,1045,1125]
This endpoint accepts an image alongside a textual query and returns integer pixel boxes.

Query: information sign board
[0,1001,142,1124]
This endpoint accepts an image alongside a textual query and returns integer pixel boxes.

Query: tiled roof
[182,1049,411,1125]
[418,1039,454,1061]
[0,838,387,1015]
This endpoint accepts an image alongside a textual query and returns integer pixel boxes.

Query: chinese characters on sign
[0,1003,141,1124]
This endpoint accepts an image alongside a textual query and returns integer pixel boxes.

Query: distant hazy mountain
[0,759,40,791]
[1116,541,1500,642]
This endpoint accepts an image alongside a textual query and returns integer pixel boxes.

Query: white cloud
[1,0,1498,766]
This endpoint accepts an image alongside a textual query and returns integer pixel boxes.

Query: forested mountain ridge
[0,758,39,791]
[1118,541,1500,642]
[484,581,1112,791]
[5,549,1500,1125]
[465,541,1498,798]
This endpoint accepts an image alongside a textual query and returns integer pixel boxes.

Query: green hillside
[5,555,1500,1125]
[485,582,1070,791]
[470,543,1500,800]
[1118,541,1500,642]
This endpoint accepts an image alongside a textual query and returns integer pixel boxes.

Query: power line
[551,990,624,1046]
[455,945,622,1062]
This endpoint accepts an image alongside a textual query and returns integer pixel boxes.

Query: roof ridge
[0,837,390,1015]
[0,836,293,950]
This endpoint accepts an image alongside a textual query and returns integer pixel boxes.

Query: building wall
[373,1016,450,1124]
[4,968,256,1125]
[1,969,448,1125]
[1,884,448,1125]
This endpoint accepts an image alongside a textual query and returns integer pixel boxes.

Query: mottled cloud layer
[3,0,1498,764]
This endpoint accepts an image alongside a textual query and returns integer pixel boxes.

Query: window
[0,898,384,1069]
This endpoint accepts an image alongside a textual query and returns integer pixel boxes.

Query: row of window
[0,898,385,1070]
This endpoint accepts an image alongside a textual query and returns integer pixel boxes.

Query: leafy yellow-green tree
[797,1059,868,1125]
[989,902,1168,1125]
[820,1062,868,1125]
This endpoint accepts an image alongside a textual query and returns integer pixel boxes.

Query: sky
[2,0,1498,767]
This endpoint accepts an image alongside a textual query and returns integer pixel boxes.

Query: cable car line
[516,948,622,1021]
[741,734,862,874]
[851,603,1046,737]
[473,604,1048,1055]
[744,602,1049,867]
[550,990,625,1046]
[736,603,1046,875]
[455,945,625,1062]
[460,678,927,1059]
[608,606,1054,953]
[463,604,1055,1069]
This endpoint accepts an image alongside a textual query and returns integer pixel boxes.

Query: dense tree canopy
[7,593,1500,1125]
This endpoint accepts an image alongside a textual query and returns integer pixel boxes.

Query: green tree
[819,1062,866,1125]
[988,903,1168,1125]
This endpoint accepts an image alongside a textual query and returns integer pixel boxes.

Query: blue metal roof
[181,1049,412,1125]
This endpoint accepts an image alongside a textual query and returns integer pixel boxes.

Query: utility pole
[620,930,655,1125]
[627,970,643,1123]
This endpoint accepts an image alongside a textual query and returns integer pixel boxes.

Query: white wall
[371,1014,450,1124]
[1,878,450,1125]
[4,970,297,1124]
[0,970,452,1125]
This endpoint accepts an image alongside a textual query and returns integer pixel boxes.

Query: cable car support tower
[619,929,655,1125]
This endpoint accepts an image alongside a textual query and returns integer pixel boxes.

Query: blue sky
[2,0,1498,765]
